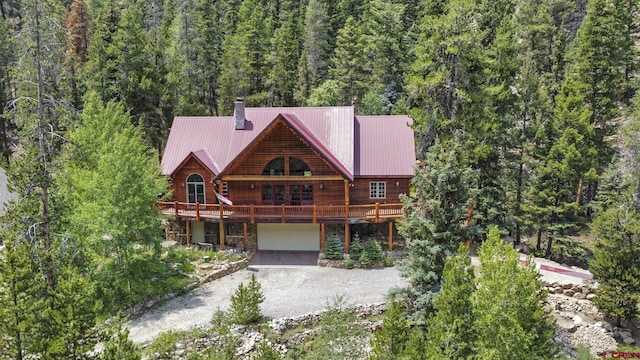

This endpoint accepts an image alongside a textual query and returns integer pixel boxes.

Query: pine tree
[472,227,558,359]
[229,274,264,325]
[324,234,344,260]
[0,16,14,162]
[397,141,477,324]
[296,0,330,102]
[424,244,475,360]
[267,8,302,106]
[589,96,640,326]
[369,299,409,360]
[166,0,224,116]
[0,236,47,358]
[359,0,407,94]
[329,16,365,105]
[217,0,269,113]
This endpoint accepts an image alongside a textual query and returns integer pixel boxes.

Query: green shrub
[384,257,394,267]
[325,235,344,260]
[180,262,195,273]
[144,330,185,358]
[345,259,355,269]
[350,233,364,261]
[229,274,265,325]
[254,341,282,360]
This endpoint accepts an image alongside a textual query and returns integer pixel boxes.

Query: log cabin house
[158,99,415,254]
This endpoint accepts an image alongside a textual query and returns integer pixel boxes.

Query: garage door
[257,224,320,251]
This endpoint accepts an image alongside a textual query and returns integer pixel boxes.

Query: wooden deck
[156,201,404,223]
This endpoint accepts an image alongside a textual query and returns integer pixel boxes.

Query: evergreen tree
[0,235,47,358]
[217,0,269,113]
[424,244,475,360]
[166,0,224,116]
[228,274,265,325]
[0,16,14,163]
[589,95,640,326]
[62,0,92,107]
[472,227,558,359]
[267,8,302,106]
[359,0,407,94]
[296,0,330,103]
[329,16,365,105]
[397,141,477,325]
[369,299,409,360]
[324,234,344,260]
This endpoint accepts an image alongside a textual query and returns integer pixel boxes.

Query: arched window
[289,157,310,176]
[263,157,285,176]
[186,174,205,203]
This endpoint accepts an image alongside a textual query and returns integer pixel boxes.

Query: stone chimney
[235,98,245,130]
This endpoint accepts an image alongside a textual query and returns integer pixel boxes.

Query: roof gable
[170,149,218,177]
[217,114,354,181]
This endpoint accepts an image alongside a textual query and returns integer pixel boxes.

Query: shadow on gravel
[251,251,318,266]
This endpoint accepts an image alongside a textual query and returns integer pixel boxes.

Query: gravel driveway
[127,265,408,344]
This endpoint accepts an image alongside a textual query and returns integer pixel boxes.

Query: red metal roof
[160,106,415,179]
[355,115,415,176]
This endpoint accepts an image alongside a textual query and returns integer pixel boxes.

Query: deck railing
[156,201,405,223]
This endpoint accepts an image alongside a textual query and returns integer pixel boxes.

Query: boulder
[563,289,575,297]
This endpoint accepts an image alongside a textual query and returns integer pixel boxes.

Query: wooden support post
[344,181,350,219]
[243,223,248,252]
[281,204,285,223]
[345,223,350,254]
[186,220,191,247]
[388,221,393,252]
[174,201,179,219]
[195,202,200,221]
[375,203,380,223]
[313,204,317,223]
[320,223,325,253]
[250,204,255,224]
[219,220,225,251]
[218,181,225,250]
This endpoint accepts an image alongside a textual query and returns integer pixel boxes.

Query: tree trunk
[537,228,542,251]
[34,0,55,292]
[545,235,553,258]
[574,177,583,216]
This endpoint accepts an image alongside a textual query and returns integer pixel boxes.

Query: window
[263,157,311,176]
[370,181,386,199]
[186,174,205,203]
[262,184,285,205]
[263,157,285,176]
[290,184,314,205]
[289,157,311,176]
[221,181,228,196]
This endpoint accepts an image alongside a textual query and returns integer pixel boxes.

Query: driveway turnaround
[127,265,408,344]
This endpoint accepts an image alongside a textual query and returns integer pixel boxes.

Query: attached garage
[257,223,320,251]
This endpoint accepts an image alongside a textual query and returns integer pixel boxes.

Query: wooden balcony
[156,201,405,224]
